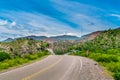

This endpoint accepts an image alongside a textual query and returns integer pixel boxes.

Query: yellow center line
[22,57,63,80]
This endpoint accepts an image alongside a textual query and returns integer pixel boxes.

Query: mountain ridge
[3,28,120,43]
[3,35,80,43]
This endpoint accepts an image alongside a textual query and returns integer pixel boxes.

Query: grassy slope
[0,51,49,71]
[0,38,50,71]
[71,29,120,80]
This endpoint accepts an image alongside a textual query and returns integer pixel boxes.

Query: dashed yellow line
[22,57,62,80]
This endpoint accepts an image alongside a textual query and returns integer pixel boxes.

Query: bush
[7,59,19,67]
[89,53,119,63]
[0,51,49,71]
[72,52,85,56]
[0,63,9,70]
[106,62,120,73]
[107,49,120,54]
[36,52,42,57]
[23,54,30,59]
[28,55,38,60]
[14,58,29,64]
[0,52,11,61]
[114,72,120,80]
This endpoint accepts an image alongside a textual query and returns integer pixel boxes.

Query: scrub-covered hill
[0,38,49,57]
[71,28,120,80]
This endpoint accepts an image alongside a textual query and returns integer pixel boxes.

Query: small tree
[0,52,11,61]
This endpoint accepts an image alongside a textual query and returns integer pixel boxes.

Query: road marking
[22,57,62,80]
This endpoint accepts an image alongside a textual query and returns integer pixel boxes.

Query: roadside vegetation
[53,41,76,55]
[0,51,49,71]
[72,51,120,80]
[0,38,50,71]
[70,29,120,80]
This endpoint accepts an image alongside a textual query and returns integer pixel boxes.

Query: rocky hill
[79,31,103,42]
[74,28,120,52]
[0,38,49,57]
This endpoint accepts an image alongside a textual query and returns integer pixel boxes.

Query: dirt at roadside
[78,56,114,80]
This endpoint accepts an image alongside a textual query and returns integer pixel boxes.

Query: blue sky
[0,0,120,40]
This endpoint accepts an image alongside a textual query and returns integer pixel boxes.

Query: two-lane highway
[0,55,113,80]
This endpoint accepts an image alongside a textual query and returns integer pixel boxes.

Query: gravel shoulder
[77,56,114,80]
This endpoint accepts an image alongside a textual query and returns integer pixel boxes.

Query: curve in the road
[0,55,114,80]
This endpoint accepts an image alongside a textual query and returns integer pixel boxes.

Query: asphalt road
[0,55,113,80]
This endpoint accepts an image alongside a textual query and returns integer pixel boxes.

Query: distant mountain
[3,38,14,42]
[24,35,47,40]
[3,35,80,43]
[50,35,79,41]
[79,31,103,42]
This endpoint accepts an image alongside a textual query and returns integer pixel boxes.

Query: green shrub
[72,52,85,56]
[23,54,30,59]
[107,49,120,54]
[114,72,120,80]
[7,59,19,67]
[14,58,29,64]
[0,52,11,61]
[23,51,49,60]
[106,62,120,73]
[0,63,9,70]
[28,55,38,60]
[89,53,119,63]
[36,52,42,57]
[0,51,49,71]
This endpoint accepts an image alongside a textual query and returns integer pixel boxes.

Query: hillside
[3,35,79,43]
[43,35,79,43]
[0,38,49,57]
[76,29,120,52]
[3,38,14,42]
[0,38,50,71]
[51,31,103,55]
[50,35,79,41]
[71,29,120,52]
[71,28,120,80]
[79,31,103,42]
[53,40,75,54]
[24,35,47,40]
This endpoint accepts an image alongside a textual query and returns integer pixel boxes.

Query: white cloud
[69,14,111,32]
[0,11,80,40]
[52,0,105,16]
[0,19,8,26]
[52,0,114,33]
[66,32,78,36]
[110,14,120,19]
[0,19,16,28]
[0,0,117,40]
[10,21,16,26]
